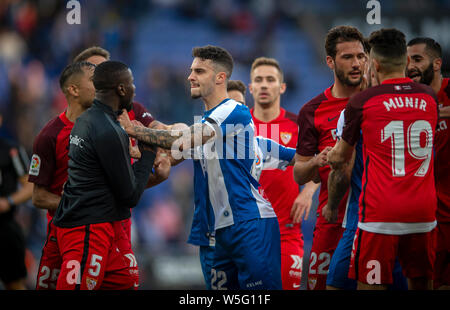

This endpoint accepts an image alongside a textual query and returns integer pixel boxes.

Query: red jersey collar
[60,111,74,126]
[381,77,413,85]
[324,85,349,101]
[250,107,286,124]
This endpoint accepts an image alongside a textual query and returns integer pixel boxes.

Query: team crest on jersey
[86,277,97,290]
[29,154,41,176]
[280,132,292,145]
[308,277,317,290]
[255,153,261,166]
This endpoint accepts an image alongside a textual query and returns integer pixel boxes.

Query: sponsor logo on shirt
[69,135,84,148]
[29,154,41,176]
[142,112,152,119]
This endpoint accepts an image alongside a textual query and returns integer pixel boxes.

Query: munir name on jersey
[383,96,428,112]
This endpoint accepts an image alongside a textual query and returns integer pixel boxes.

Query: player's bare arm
[0,174,33,213]
[119,108,215,150]
[323,147,355,223]
[327,138,355,170]
[293,147,331,186]
[32,184,61,211]
[290,181,320,222]
[440,105,450,118]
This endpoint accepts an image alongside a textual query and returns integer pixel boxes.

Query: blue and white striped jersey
[187,98,295,245]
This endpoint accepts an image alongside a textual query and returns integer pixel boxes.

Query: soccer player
[30,61,97,289]
[119,45,282,289]
[328,28,438,290]
[227,80,247,104]
[31,47,169,290]
[0,111,33,290]
[406,37,450,290]
[249,57,319,290]
[294,25,366,290]
[52,61,155,290]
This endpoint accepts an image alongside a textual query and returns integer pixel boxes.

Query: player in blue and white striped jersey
[190,135,295,289]
[119,45,282,289]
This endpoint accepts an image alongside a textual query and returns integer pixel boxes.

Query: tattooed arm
[322,147,355,223]
[118,109,215,151]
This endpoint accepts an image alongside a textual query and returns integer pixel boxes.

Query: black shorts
[0,219,27,284]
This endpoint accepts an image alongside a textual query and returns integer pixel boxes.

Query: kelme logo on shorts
[29,154,41,176]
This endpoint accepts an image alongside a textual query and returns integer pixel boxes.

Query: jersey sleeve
[28,131,56,186]
[132,102,154,127]
[341,94,363,146]
[257,136,295,170]
[296,103,319,156]
[94,120,154,208]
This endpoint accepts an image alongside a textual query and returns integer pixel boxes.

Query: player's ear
[116,83,126,97]
[373,58,381,73]
[280,82,287,95]
[326,55,335,70]
[433,57,442,72]
[248,83,254,94]
[67,84,79,97]
[216,72,227,85]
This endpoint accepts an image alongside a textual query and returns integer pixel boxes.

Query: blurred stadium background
[0,0,449,289]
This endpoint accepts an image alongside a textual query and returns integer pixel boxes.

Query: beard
[407,63,434,85]
[120,99,133,112]
[335,66,363,87]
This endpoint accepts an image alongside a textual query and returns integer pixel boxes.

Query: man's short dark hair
[227,80,246,96]
[93,61,130,91]
[407,37,442,59]
[325,25,365,58]
[368,28,407,73]
[73,46,110,63]
[251,57,284,83]
[59,61,96,92]
[192,45,234,79]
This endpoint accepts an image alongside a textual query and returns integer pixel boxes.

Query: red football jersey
[296,86,349,225]
[251,108,300,236]
[28,102,154,224]
[342,78,438,233]
[435,78,450,223]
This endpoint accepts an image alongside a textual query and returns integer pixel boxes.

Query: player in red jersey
[407,37,450,290]
[328,28,438,290]
[31,47,170,289]
[294,26,366,290]
[249,57,319,290]
[30,61,96,289]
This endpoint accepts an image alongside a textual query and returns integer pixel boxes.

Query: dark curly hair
[325,25,365,59]
[192,45,234,79]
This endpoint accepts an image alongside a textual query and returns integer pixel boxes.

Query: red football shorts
[280,235,304,290]
[307,221,344,290]
[434,222,450,289]
[56,222,134,290]
[349,228,435,285]
[36,220,62,290]
[113,220,139,289]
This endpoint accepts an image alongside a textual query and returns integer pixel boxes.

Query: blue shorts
[207,217,282,290]
[326,227,357,289]
[199,245,239,290]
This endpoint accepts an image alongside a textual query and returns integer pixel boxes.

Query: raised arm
[118,109,215,151]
